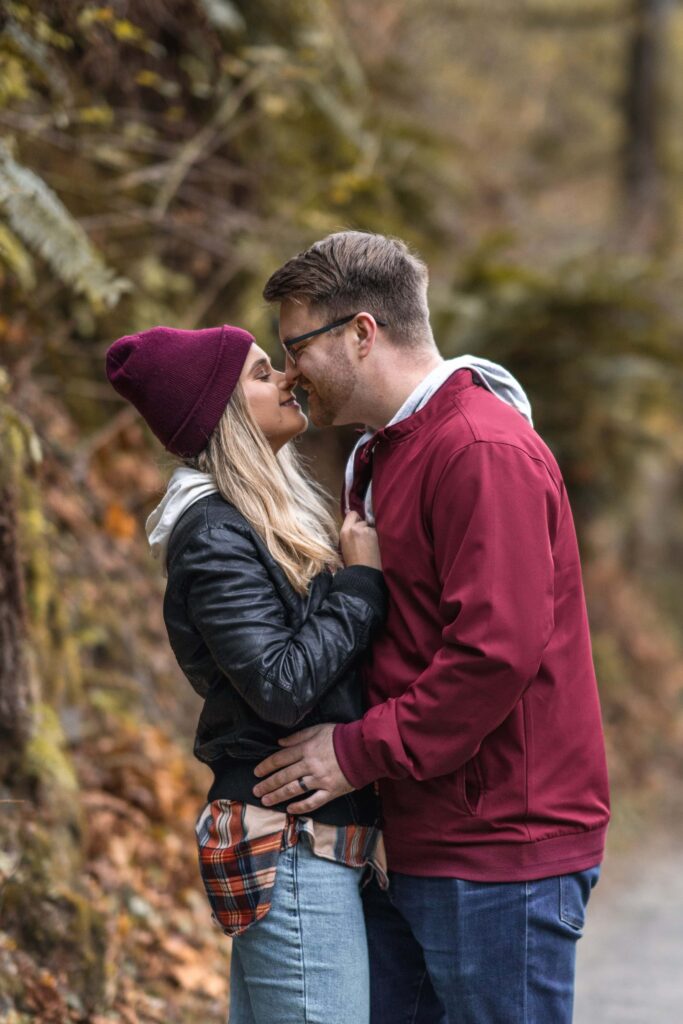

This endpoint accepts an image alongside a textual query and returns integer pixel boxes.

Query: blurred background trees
[1,1,682,1021]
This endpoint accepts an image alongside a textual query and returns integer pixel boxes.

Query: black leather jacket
[163,493,387,826]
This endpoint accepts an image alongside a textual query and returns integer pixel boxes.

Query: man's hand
[253,723,353,814]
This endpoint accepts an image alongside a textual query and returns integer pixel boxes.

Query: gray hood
[145,466,217,575]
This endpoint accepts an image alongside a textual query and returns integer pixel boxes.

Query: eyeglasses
[282,312,388,367]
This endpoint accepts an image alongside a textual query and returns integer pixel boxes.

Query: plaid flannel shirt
[195,799,387,936]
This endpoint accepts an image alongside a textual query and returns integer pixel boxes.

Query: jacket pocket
[453,756,484,816]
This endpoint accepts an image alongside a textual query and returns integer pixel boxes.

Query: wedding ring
[298,777,308,793]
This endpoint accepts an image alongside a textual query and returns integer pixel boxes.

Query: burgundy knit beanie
[105,324,254,456]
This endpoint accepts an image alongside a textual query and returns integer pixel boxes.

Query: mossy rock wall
[0,388,108,1018]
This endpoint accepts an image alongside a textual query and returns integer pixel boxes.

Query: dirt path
[574,829,683,1022]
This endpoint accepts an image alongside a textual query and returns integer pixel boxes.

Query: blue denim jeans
[363,865,600,1024]
[228,833,369,1024]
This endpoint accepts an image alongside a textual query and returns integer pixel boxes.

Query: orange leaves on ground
[162,935,227,998]
[79,722,201,825]
[73,722,230,1020]
[103,501,138,540]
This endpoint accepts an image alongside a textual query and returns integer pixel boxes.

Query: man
[253,231,610,1023]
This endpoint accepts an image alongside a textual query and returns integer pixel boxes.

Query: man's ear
[354,312,377,360]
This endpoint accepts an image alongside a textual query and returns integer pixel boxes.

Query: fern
[0,221,35,289]
[0,141,130,308]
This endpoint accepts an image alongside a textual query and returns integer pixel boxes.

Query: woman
[105,323,387,1024]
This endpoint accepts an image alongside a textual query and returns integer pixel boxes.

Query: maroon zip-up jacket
[333,369,610,881]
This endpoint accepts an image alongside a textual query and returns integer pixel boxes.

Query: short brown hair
[263,231,432,346]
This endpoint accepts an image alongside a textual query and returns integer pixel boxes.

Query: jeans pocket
[199,835,283,933]
[559,865,600,932]
[195,801,288,935]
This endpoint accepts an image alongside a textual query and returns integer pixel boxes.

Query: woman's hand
[340,510,382,570]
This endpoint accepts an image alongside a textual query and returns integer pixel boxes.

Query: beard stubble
[304,344,357,427]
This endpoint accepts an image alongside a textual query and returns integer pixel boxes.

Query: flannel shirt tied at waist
[195,799,388,937]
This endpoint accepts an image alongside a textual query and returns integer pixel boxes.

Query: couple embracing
[106,231,609,1024]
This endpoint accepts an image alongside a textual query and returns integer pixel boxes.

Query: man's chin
[311,409,356,429]
[309,410,332,429]
[306,396,336,429]
[306,388,355,428]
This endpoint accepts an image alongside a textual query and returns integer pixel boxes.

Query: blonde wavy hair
[186,384,341,592]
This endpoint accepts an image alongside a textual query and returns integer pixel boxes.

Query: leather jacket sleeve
[180,525,386,728]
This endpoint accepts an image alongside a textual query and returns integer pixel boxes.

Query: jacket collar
[379,368,478,444]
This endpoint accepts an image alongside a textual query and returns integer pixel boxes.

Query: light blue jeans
[228,833,369,1024]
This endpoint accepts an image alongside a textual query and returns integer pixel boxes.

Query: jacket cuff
[331,565,387,621]
[333,720,379,790]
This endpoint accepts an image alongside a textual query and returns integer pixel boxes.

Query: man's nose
[283,354,300,386]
